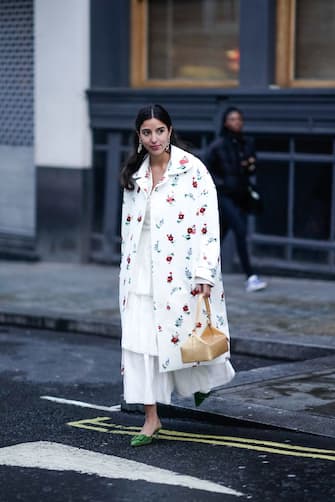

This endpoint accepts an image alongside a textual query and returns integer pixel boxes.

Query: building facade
[1,0,335,276]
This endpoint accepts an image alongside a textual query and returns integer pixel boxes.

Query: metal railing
[90,128,335,275]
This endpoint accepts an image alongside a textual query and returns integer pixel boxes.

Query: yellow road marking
[81,420,335,455]
[67,417,335,462]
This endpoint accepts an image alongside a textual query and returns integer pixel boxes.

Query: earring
[137,141,142,154]
[165,141,170,153]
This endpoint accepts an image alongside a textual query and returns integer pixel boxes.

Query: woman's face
[138,118,171,157]
[225,111,243,133]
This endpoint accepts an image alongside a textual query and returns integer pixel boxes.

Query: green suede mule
[130,428,161,447]
[194,391,211,407]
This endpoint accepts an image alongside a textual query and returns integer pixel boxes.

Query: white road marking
[40,395,121,412]
[0,442,243,496]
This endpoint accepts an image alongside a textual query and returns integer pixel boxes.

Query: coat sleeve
[193,161,221,284]
[244,136,257,176]
[204,140,225,187]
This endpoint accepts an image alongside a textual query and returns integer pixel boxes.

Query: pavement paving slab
[0,261,334,342]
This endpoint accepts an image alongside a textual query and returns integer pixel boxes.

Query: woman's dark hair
[219,106,243,136]
[120,104,181,190]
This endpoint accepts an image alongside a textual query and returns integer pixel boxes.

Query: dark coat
[204,129,256,202]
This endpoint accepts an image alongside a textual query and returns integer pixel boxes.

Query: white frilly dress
[121,197,235,405]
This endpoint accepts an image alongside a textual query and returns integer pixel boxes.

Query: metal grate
[0,0,34,146]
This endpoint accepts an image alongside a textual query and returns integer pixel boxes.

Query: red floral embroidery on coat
[166,255,173,262]
[167,234,174,242]
[167,272,173,283]
[183,305,189,312]
[171,335,179,344]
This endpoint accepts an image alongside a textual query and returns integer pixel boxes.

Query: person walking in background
[119,104,235,447]
[205,106,267,293]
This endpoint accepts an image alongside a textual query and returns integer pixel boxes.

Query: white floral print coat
[119,145,231,373]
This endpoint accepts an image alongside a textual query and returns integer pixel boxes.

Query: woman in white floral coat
[120,104,235,446]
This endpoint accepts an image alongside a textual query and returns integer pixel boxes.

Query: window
[131,0,239,87]
[276,0,335,87]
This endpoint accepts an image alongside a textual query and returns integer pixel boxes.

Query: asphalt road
[0,326,334,502]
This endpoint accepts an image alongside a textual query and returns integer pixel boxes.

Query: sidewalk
[0,260,334,437]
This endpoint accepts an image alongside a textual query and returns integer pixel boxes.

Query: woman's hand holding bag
[181,293,229,364]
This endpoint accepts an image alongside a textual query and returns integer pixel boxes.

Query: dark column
[239,0,276,88]
[37,167,92,262]
[103,132,123,261]
[90,0,130,87]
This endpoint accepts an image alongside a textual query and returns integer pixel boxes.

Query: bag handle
[194,293,212,330]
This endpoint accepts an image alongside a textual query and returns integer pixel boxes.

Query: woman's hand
[195,283,212,298]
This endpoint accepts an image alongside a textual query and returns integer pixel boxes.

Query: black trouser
[218,194,253,278]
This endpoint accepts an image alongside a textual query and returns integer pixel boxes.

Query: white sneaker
[246,274,267,292]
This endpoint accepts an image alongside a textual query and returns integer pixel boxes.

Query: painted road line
[157,429,335,455]
[0,442,243,496]
[71,420,335,454]
[40,395,121,412]
[67,418,335,462]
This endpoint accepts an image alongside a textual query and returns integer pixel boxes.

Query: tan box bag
[181,293,229,363]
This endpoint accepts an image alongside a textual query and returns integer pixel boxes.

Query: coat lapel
[167,146,194,176]
[131,146,194,196]
[132,155,152,196]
